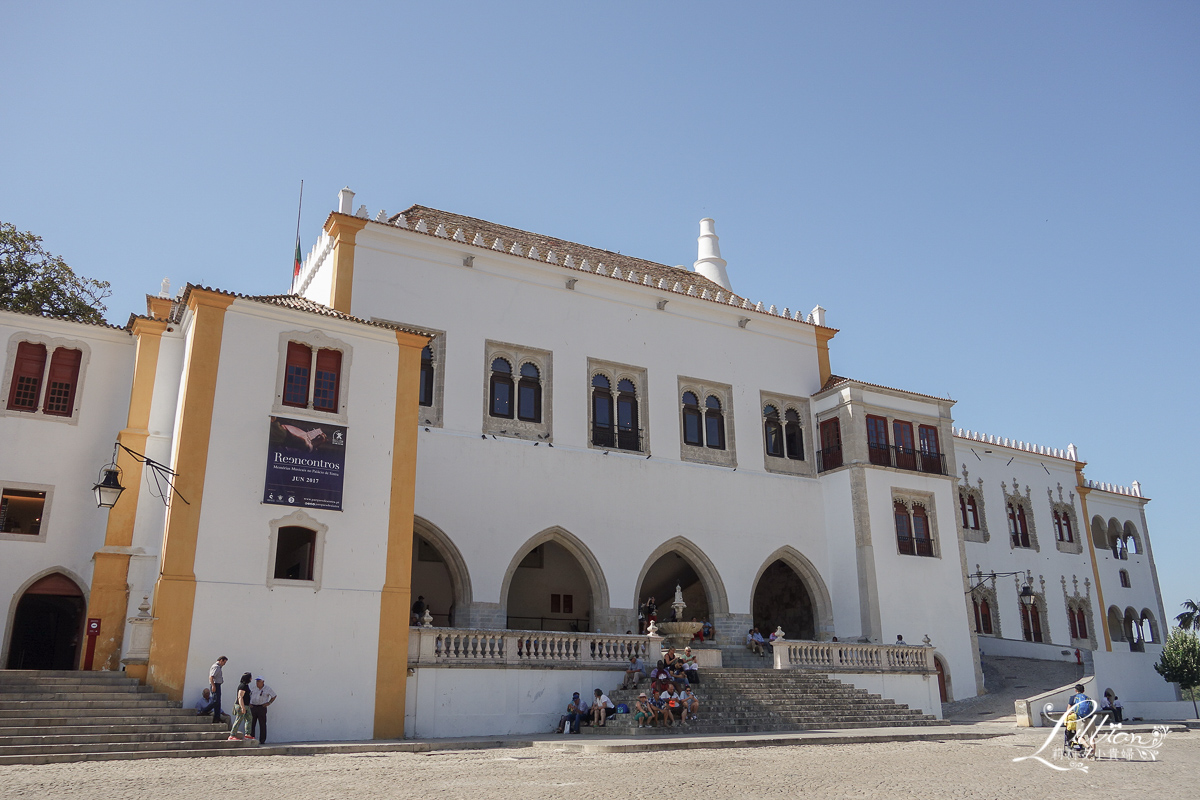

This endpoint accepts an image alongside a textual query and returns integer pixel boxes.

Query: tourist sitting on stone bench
[680,684,699,722]
[682,646,700,684]
[746,628,764,656]
[658,681,683,726]
[649,661,672,694]
[557,691,589,734]
[621,654,646,690]
[634,692,659,728]
[591,688,615,727]
[195,687,230,726]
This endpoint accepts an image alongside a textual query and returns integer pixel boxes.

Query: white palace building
[0,187,1181,743]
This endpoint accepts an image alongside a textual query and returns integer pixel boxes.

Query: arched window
[616,379,639,450]
[1125,535,1138,555]
[1053,511,1064,542]
[1141,612,1156,644]
[973,598,981,633]
[1119,569,1131,588]
[763,405,784,457]
[912,504,932,557]
[1062,512,1073,543]
[980,599,993,634]
[1022,600,1043,643]
[784,409,803,460]
[419,345,434,407]
[682,392,702,446]
[960,492,969,528]
[1076,609,1088,640]
[966,495,980,530]
[1009,503,1030,548]
[489,358,514,418]
[705,395,725,450]
[1069,608,1079,639]
[894,502,914,555]
[592,374,613,447]
[517,363,541,422]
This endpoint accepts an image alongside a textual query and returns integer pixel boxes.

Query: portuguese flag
[294,237,302,277]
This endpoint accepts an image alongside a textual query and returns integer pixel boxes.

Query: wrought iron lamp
[93,443,189,509]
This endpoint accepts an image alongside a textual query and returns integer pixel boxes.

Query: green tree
[1154,627,1200,717]
[1177,599,1200,631]
[1,221,111,324]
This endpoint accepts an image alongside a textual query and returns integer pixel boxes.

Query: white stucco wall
[0,313,134,666]
[831,671,943,718]
[404,666,627,738]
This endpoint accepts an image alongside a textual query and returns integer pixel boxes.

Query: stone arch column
[750,546,835,640]
[634,536,731,640]
[412,516,473,627]
[499,526,610,632]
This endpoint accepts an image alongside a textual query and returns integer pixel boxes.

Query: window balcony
[866,444,946,476]
[592,426,642,452]
[816,444,843,472]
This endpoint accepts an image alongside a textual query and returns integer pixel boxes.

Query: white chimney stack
[693,218,732,292]
[810,305,826,327]
[338,187,355,215]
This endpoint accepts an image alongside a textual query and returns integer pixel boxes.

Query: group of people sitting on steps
[557,646,703,732]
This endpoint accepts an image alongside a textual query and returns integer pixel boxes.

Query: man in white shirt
[591,688,615,727]
[248,675,278,743]
[895,635,909,646]
[208,656,227,724]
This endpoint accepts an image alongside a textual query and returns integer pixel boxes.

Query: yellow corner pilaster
[814,327,837,386]
[373,330,428,739]
[325,213,368,315]
[85,317,166,672]
[146,291,233,701]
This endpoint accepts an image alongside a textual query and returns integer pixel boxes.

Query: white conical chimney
[693,218,731,292]
[338,187,355,215]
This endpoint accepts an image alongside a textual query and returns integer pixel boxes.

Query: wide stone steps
[0,670,247,765]
[584,667,945,735]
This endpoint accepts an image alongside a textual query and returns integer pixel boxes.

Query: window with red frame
[283,342,342,413]
[894,502,915,556]
[7,342,83,417]
[1008,502,1031,548]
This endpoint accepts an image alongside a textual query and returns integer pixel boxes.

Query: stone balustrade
[772,640,936,674]
[408,627,648,668]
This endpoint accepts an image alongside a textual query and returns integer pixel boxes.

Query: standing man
[249,675,278,744]
[411,595,427,625]
[209,656,228,725]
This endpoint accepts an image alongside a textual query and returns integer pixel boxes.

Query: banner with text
[262,416,347,510]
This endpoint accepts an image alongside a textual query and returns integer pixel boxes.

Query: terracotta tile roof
[357,205,833,331]
[0,306,127,332]
[397,204,728,294]
[173,285,434,338]
[818,374,953,404]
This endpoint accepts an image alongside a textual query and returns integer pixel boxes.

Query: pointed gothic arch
[749,546,834,640]
[3,567,89,670]
[412,516,472,626]
[499,526,610,631]
[633,536,729,619]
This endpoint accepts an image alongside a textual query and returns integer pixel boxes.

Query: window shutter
[8,342,48,411]
[313,348,342,412]
[283,342,312,407]
[42,347,82,416]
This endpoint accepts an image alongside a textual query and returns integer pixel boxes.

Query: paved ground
[0,725,1193,799]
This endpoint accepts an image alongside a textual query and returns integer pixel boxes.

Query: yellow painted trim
[373,330,429,739]
[85,318,166,671]
[146,296,174,320]
[325,213,368,315]
[146,290,233,701]
[814,327,837,386]
[1075,462,1112,651]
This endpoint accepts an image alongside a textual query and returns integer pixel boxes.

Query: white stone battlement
[1085,479,1143,498]
[952,427,1076,461]
[362,207,828,330]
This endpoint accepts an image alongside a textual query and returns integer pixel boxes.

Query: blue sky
[3,3,1197,622]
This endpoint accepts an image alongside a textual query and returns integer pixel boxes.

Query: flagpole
[291,179,304,293]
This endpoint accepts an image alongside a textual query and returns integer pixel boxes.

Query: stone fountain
[654,584,703,646]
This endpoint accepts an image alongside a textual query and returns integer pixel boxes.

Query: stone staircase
[583,667,948,735]
[0,670,256,765]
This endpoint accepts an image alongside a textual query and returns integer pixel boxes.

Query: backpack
[616,703,629,714]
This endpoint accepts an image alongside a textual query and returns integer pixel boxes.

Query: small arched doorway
[6,573,86,670]
[639,553,711,628]
[934,655,949,702]
[410,518,472,628]
[752,560,815,640]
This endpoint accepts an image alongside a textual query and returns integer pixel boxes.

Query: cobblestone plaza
[1,728,1194,800]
